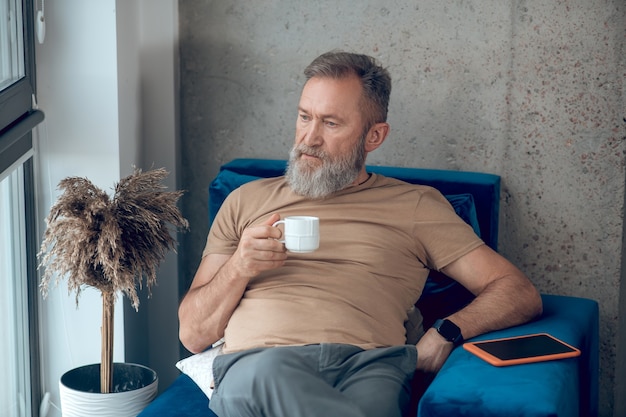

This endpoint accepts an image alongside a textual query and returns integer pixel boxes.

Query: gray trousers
[209,343,417,417]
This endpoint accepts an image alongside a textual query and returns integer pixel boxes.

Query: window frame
[0,0,43,415]
[24,156,41,417]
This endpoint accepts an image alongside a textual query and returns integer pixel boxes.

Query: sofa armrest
[417,294,599,417]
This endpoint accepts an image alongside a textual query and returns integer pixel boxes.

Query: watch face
[436,319,462,344]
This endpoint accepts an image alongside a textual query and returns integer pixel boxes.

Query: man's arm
[415,244,543,373]
[178,213,287,353]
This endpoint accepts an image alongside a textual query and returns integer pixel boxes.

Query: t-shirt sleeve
[202,188,243,258]
[202,177,286,259]
[412,188,484,271]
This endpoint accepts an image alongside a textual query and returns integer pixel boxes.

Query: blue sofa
[139,159,599,417]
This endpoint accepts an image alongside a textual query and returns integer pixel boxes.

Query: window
[0,0,24,89]
[0,0,43,416]
[0,164,36,417]
[0,0,35,136]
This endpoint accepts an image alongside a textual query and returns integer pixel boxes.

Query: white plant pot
[59,363,158,417]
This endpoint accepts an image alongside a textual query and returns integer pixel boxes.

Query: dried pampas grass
[39,167,188,309]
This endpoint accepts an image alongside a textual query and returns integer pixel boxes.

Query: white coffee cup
[272,216,320,253]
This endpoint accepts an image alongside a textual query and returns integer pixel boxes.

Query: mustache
[291,144,328,160]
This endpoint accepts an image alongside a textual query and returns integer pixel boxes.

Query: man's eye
[325,121,337,127]
[299,114,310,122]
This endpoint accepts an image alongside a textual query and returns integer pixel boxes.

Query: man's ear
[364,122,390,152]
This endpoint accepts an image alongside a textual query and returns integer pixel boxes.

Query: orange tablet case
[463,333,581,367]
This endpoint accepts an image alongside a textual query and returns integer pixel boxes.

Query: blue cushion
[418,294,599,417]
[138,374,216,417]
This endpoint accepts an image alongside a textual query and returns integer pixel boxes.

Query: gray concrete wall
[178,1,626,415]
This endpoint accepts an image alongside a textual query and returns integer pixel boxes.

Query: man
[179,51,542,417]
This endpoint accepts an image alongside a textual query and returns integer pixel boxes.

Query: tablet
[463,333,581,366]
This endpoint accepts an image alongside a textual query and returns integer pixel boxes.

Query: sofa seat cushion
[138,373,216,417]
[418,294,599,417]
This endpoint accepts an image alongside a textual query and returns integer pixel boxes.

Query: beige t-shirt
[205,173,484,353]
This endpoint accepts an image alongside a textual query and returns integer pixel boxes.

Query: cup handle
[272,220,285,243]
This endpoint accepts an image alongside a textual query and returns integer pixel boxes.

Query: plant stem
[101,291,114,393]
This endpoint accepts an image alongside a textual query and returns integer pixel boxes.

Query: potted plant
[38,168,188,417]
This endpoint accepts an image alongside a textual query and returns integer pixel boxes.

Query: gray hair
[303,51,391,131]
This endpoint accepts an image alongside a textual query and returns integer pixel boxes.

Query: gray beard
[285,142,366,199]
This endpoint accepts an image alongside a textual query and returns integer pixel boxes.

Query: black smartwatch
[432,318,464,346]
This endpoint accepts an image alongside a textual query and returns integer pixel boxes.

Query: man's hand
[227,213,288,280]
[415,328,455,374]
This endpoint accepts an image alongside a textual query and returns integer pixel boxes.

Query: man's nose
[302,121,323,147]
